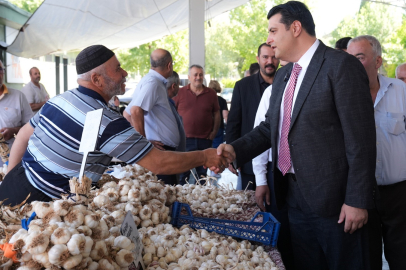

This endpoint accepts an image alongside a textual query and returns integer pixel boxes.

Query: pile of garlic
[5,200,136,270]
[138,223,279,270]
[89,172,176,228]
[175,182,256,219]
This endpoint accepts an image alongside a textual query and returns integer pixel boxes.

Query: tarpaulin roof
[7,0,249,58]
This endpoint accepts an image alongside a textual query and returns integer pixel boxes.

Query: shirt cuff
[255,174,268,187]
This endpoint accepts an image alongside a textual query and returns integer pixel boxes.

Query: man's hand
[203,148,229,173]
[0,127,18,141]
[338,204,368,234]
[217,144,236,164]
[150,140,165,151]
[207,131,216,141]
[255,185,271,211]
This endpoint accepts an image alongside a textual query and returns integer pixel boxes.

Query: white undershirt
[277,39,320,174]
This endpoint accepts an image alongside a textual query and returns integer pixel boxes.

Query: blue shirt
[125,69,180,147]
[375,74,406,185]
[23,86,152,198]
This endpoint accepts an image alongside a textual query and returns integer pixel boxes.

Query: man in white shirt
[348,35,406,270]
[21,67,49,113]
[253,84,294,269]
[124,49,180,185]
[0,60,33,167]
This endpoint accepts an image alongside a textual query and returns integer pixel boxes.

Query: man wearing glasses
[0,60,33,167]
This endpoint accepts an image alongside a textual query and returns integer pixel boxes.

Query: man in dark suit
[218,2,376,269]
[226,43,279,191]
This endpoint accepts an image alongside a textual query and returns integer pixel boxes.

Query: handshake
[202,144,237,174]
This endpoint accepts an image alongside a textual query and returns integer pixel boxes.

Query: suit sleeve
[231,115,272,170]
[226,82,242,143]
[334,54,376,209]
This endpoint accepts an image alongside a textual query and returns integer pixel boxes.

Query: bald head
[396,63,406,84]
[150,49,173,78]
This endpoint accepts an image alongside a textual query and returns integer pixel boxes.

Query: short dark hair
[29,67,39,75]
[257,43,273,57]
[267,1,316,37]
[150,50,172,69]
[249,63,260,75]
[335,37,352,50]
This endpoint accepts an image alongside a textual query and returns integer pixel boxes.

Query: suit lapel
[253,72,262,103]
[290,42,326,130]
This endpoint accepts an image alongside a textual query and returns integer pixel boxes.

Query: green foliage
[221,78,237,88]
[116,30,189,77]
[331,2,404,77]
[9,0,43,13]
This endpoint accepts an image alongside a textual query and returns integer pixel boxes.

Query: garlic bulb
[53,200,72,216]
[93,194,110,207]
[84,214,100,228]
[33,201,53,218]
[25,231,49,255]
[48,244,70,265]
[51,227,71,245]
[9,229,28,244]
[113,235,132,250]
[90,240,108,261]
[64,210,84,228]
[111,210,125,224]
[77,225,92,237]
[62,254,82,269]
[103,188,119,202]
[67,233,86,255]
[115,249,134,267]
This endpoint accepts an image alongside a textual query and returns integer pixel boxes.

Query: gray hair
[395,63,406,78]
[348,35,382,57]
[166,71,179,89]
[189,64,204,74]
[150,50,172,69]
[77,64,105,81]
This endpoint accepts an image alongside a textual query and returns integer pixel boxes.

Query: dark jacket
[226,71,265,175]
[231,41,377,217]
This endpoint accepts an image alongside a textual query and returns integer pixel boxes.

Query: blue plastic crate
[171,201,281,247]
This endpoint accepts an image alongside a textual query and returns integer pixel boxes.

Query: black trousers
[156,145,178,185]
[286,173,372,270]
[265,163,295,270]
[0,162,51,206]
[375,180,406,270]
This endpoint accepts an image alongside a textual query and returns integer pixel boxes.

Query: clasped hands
[203,144,236,174]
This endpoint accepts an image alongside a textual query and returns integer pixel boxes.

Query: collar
[29,81,41,89]
[186,84,210,94]
[258,72,270,85]
[296,39,320,70]
[149,69,168,85]
[77,85,107,104]
[375,74,392,107]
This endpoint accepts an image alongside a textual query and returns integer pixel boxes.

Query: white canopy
[7,0,249,58]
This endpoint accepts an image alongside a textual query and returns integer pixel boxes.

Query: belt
[163,145,176,151]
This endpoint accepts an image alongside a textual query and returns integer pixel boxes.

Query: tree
[116,30,189,77]
[8,0,43,13]
[331,1,404,76]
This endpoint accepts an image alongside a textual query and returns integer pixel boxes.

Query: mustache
[265,64,276,69]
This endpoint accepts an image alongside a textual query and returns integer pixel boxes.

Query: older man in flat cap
[1,45,229,206]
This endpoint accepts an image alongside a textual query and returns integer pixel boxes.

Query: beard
[260,64,276,78]
[102,75,125,99]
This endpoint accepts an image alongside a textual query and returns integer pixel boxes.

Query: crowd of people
[0,1,406,270]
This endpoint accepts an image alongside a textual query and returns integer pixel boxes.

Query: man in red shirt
[173,65,220,184]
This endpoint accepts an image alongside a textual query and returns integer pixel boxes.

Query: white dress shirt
[253,85,273,186]
[125,69,180,148]
[374,74,406,185]
[277,39,320,174]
